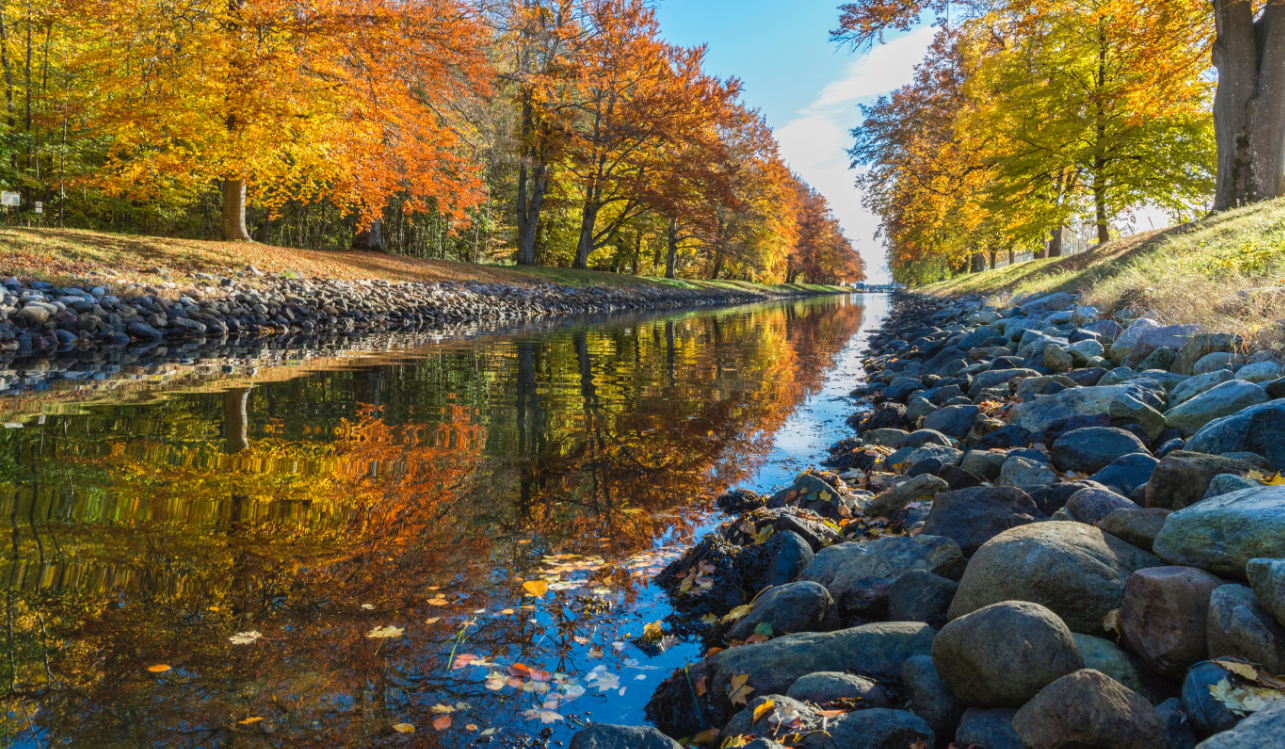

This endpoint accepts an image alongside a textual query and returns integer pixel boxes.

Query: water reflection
[0,295,867,747]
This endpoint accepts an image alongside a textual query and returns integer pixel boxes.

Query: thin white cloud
[776,28,936,283]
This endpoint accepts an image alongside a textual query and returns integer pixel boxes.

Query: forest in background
[840,0,1225,285]
[0,0,866,285]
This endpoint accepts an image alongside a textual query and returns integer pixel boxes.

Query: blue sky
[656,0,934,283]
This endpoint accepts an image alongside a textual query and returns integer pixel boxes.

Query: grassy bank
[918,198,1285,347]
[0,226,848,296]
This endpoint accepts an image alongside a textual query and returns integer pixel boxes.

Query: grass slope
[918,198,1285,346]
[0,227,848,295]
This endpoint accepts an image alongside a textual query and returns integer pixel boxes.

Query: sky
[656,0,935,284]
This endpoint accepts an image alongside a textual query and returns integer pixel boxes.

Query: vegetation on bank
[0,226,852,295]
[918,198,1285,347]
[0,0,864,287]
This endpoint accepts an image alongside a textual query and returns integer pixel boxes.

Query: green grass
[916,198,1285,347]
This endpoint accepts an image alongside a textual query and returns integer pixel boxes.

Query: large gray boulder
[948,522,1163,634]
[999,455,1060,487]
[1144,451,1262,511]
[901,655,964,739]
[1121,323,1205,369]
[1247,558,1285,626]
[1100,507,1171,552]
[864,474,949,518]
[920,486,1045,555]
[1152,485,1285,576]
[1119,566,1224,679]
[1164,380,1270,437]
[569,725,681,749]
[1051,427,1151,474]
[1013,670,1166,749]
[1170,369,1234,406]
[705,622,937,704]
[726,581,833,640]
[1171,332,1238,376]
[1092,453,1160,498]
[1110,318,1163,362]
[1194,701,1285,748]
[1063,488,1138,526]
[1186,400,1285,471]
[800,535,965,618]
[956,708,1024,749]
[888,570,958,624]
[933,601,1084,707]
[968,368,1040,398]
[1206,584,1285,673]
[1071,633,1170,706]
[1008,382,1166,440]
[785,672,887,706]
[922,405,980,440]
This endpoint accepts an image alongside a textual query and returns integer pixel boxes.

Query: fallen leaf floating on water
[429,704,456,714]
[642,620,664,640]
[522,580,549,597]
[427,598,449,606]
[366,625,404,639]
[394,722,416,733]
[521,709,564,724]
[228,631,264,645]
[147,664,171,673]
[466,723,478,731]
[728,673,755,707]
[752,699,775,724]
[238,717,263,725]
[361,603,374,610]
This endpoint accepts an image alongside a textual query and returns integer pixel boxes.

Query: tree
[787,180,865,284]
[557,0,738,269]
[70,0,492,242]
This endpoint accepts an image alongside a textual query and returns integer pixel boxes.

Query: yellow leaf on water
[238,717,263,725]
[425,617,441,624]
[393,722,416,733]
[523,580,549,597]
[728,673,755,707]
[147,664,171,673]
[466,723,478,731]
[366,625,404,639]
[430,704,456,714]
[643,620,664,639]
[752,699,775,724]
[432,715,451,730]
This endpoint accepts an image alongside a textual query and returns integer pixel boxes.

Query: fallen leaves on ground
[752,699,775,724]
[728,674,754,707]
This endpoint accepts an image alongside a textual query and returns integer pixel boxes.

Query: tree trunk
[1048,225,1064,257]
[1008,249,1015,265]
[988,250,997,270]
[710,252,724,280]
[516,92,548,266]
[222,388,249,455]
[970,253,985,273]
[352,218,384,252]
[665,218,678,279]
[572,201,598,269]
[221,179,252,242]
[1212,0,1285,209]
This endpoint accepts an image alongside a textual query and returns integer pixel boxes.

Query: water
[0,293,886,747]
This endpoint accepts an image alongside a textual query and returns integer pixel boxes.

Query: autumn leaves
[842,0,1216,283]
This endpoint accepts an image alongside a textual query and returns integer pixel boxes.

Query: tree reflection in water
[0,296,864,747]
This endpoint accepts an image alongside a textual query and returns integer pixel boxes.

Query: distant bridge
[850,283,903,293]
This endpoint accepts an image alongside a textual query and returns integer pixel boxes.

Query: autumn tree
[68,0,492,242]
[787,179,865,284]
[556,0,739,269]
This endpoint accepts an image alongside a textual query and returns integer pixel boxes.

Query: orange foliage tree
[66,0,492,241]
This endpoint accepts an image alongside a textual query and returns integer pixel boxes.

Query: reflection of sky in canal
[0,294,886,748]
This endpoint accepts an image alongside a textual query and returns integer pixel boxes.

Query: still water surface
[0,293,885,747]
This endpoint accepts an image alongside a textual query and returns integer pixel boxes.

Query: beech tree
[71,0,492,241]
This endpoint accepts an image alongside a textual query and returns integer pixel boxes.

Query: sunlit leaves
[146,664,171,673]
[394,722,417,733]
[522,580,550,597]
[728,673,755,707]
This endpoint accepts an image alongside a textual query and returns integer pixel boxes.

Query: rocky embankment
[570,291,1285,749]
[0,270,833,355]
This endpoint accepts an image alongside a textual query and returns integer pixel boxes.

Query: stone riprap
[587,292,1285,749]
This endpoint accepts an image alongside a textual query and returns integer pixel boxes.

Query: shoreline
[574,289,1285,748]
[0,267,851,366]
